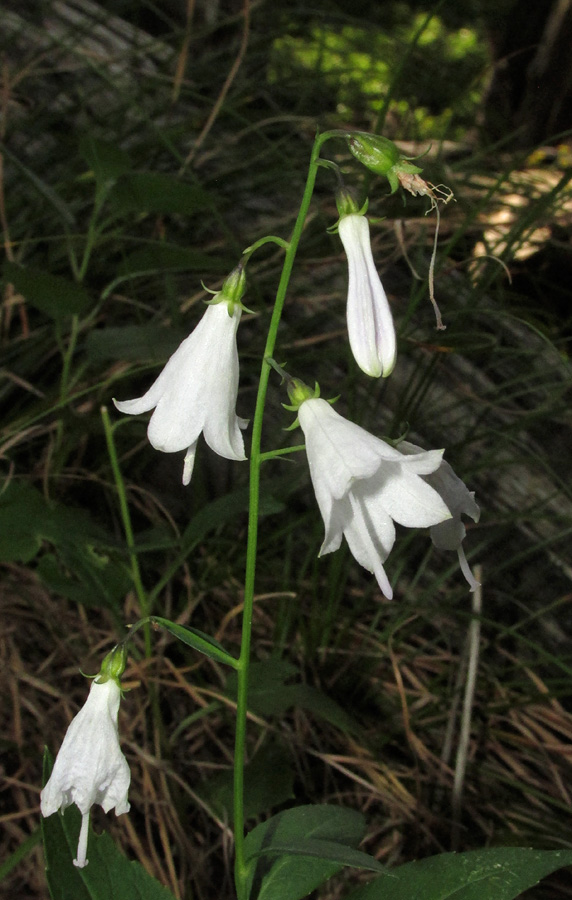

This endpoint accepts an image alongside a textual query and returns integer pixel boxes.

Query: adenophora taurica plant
[44,127,548,900]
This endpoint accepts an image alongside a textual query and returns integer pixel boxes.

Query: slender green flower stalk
[232,129,338,900]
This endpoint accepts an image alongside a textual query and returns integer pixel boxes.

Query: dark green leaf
[244,805,367,900]
[102,244,231,298]
[79,136,131,185]
[0,482,127,611]
[346,847,572,900]
[86,325,186,363]
[252,837,387,873]
[111,172,212,215]
[3,263,89,320]
[199,742,295,823]
[0,481,47,562]
[149,616,237,668]
[225,659,358,733]
[0,141,75,225]
[118,244,230,276]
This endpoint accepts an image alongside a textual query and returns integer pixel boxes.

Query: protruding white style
[399,441,480,591]
[297,398,451,599]
[41,678,130,869]
[114,299,246,485]
[338,214,397,378]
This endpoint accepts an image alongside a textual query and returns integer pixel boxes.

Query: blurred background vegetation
[1,0,572,898]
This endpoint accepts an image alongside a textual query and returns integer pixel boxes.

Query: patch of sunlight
[269,16,488,140]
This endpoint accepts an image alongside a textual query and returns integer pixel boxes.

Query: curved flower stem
[242,235,290,261]
[233,129,338,899]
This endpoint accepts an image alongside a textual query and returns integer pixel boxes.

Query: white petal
[299,399,384,500]
[345,493,394,598]
[41,679,130,821]
[318,493,345,557]
[457,545,480,592]
[201,307,246,461]
[182,442,197,486]
[398,448,445,476]
[114,302,246,462]
[339,214,397,378]
[368,464,452,528]
[147,303,238,453]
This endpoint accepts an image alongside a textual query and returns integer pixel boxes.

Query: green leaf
[0,482,127,611]
[225,659,358,733]
[119,244,230,276]
[225,659,299,716]
[0,827,42,882]
[86,325,186,363]
[0,481,47,562]
[199,742,295,823]
[244,805,367,900]
[165,477,288,575]
[110,173,213,215]
[79,136,131,186]
[346,847,572,900]
[149,616,238,668]
[252,837,387,873]
[102,244,231,298]
[42,752,176,900]
[0,141,75,225]
[3,263,89,320]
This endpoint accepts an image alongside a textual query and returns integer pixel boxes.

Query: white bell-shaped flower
[41,676,130,869]
[338,213,397,378]
[297,398,451,598]
[399,440,480,591]
[114,295,247,486]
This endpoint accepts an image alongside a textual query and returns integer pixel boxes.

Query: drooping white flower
[114,269,248,486]
[399,440,480,591]
[297,397,451,599]
[41,676,130,869]
[338,213,397,378]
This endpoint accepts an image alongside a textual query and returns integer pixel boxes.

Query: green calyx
[284,377,320,412]
[208,263,250,315]
[335,188,362,218]
[329,189,369,234]
[97,642,128,684]
[349,133,423,194]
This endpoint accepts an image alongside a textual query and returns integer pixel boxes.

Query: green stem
[78,190,107,282]
[232,129,337,899]
[101,406,152,658]
[242,235,290,260]
[259,444,306,462]
[59,314,80,405]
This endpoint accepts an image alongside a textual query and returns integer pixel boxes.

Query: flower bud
[349,133,423,195]
[349,133,401,176]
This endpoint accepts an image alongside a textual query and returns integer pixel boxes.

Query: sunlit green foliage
[269,14,489,137]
